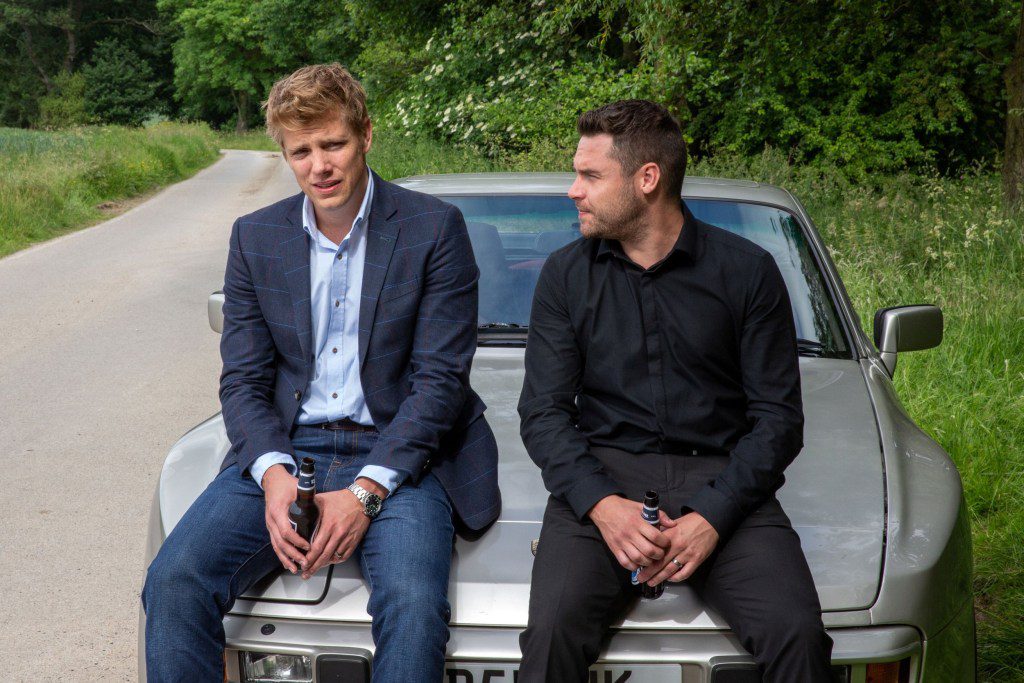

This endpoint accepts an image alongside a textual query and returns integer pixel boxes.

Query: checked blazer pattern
[218,171,500,530]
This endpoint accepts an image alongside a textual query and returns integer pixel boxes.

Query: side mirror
[208,291,225,334]
[873,305,943,376]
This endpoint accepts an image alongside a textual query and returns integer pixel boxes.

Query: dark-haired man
[517,100,834,681]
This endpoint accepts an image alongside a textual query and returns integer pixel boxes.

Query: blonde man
[142,64,499,682]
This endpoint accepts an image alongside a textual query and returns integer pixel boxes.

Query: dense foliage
[1,0,1020,175]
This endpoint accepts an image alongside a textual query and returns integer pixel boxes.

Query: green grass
[0,123,221,257]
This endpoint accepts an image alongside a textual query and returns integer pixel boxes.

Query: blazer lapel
[280,193,314,362]
[359,172,400,367]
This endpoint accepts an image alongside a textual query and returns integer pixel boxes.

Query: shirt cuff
[684,484,745,540]
[250,452,297,490]
[565,472,623,521]
[357,465,406,495]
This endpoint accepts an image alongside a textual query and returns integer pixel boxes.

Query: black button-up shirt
[518,204,803,538]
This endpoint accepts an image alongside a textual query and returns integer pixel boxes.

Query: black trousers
[518,448,835,682]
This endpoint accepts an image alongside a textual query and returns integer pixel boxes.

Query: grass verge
[0,123,220,258]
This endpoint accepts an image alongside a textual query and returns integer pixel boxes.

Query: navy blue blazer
[218,171,500,530]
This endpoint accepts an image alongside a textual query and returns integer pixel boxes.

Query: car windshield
[442,194,849,358]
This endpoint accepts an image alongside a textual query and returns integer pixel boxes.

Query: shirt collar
[301,167,375,243]
[596,200,700,263]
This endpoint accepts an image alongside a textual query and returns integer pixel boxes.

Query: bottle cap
[643,490,659,507]
[299,457,315,474]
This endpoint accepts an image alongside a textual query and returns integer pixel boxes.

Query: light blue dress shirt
[249,171,405,493]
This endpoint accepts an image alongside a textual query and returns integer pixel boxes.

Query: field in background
[0,123,220,257]
[2,125,1020,680]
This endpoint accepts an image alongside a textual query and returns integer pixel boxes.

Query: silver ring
[334,551,344,560]
[671,558,684,570]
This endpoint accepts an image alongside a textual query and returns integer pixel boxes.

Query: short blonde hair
[263,63,369,145]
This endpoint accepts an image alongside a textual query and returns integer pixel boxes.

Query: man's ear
[637,161,661,197]
[362,119,373,155]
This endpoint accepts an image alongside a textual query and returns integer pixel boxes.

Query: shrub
[36,71,90,129]
[82,39,160,127]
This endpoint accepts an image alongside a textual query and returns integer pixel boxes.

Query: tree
[82,38,158,125]
[1004,1,1024,209]
[160,0,357,132]
[0,0,167,126]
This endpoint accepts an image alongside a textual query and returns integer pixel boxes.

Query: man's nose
[310,150,331,175]
[568,177,583,201]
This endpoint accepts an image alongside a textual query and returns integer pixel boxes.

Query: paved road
[0,151,298,681]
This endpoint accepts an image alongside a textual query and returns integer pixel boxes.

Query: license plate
[443,663,679,682]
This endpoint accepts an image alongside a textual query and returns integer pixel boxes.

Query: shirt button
[294,391,302,401]
[332,347,338,354]
[335,300,340,307]
[332,392,338,399]
[336,253,343,260]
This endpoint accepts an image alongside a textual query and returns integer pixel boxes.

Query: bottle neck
[297,471,315,491]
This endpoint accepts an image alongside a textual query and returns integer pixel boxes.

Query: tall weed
[0,123,220,257]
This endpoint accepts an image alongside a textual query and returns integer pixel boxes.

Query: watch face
[365,494,382,518]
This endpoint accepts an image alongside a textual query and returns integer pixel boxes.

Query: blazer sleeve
[219,219,296,475]
[362,205,479,475]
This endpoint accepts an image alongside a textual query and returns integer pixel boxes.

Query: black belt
[659,439,728,457]
[316,418,377,433]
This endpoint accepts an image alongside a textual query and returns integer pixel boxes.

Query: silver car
[141,173,975,683]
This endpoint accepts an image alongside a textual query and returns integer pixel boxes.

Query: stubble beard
[580,189,646,243]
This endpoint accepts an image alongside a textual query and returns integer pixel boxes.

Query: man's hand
[262,464,310,574]
[301,477,387,579]
[588,495,672,572]
[635,511,719,585]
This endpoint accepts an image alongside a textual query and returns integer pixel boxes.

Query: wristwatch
[347,482,383,519]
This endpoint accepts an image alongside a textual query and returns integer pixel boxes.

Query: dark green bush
[82,39,159,126]
[36,71,91,129]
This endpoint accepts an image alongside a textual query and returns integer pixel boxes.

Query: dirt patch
[97,190,159,216]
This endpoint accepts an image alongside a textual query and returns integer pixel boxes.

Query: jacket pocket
[378,276,422,302]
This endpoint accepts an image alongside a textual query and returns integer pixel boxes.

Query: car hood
[208,353,884,629]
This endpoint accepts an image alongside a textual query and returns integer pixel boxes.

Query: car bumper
[222,616,926,683]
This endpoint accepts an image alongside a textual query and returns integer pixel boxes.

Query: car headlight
[240,652,313,683]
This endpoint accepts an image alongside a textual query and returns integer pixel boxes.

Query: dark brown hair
[577,100,687,198]
[263,63,369,145]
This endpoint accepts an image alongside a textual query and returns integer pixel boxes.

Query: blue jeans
[142,425,455,682]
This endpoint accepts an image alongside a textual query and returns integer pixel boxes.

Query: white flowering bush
[374,0,657,158]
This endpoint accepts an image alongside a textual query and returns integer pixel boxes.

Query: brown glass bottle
[639,490,664,600]
[288,457,318,541]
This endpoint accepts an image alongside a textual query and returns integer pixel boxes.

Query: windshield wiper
[796,338,826,357]
[479,322,526,330]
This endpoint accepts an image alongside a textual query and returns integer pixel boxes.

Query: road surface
[0,150,298,681]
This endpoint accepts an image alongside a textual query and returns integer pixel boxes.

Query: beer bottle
[288,457,318,541]
[639,490,664,600]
